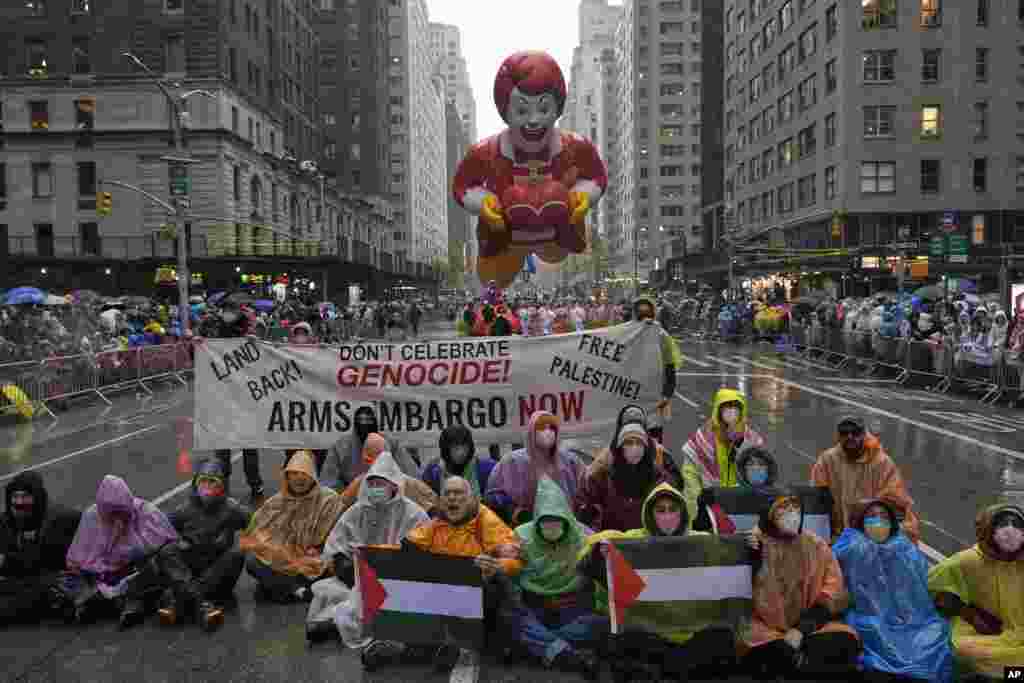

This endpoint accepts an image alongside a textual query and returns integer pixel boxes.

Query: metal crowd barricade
[951,343,1002,404]
[902,337,954,393]
[1002,351,1024,407]
[869,333,910,383]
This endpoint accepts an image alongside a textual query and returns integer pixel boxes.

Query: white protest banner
[192,323,665,450]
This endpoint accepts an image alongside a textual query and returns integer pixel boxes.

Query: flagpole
[605,543,618,635]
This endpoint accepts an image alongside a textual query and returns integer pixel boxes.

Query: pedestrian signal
[97,191,113,216]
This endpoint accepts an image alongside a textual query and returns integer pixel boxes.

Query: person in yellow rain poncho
[630,297,681,444]
[577,482,739,681]
[676,388,766,530]
[239,451,346,603]
[928,503,1024,681]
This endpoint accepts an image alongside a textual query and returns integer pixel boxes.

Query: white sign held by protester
[193,323,666,450]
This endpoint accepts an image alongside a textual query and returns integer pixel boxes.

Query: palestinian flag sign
[357,545,484,650]
[703,485,833,541]
[606,535,753,637]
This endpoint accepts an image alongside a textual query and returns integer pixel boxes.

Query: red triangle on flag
[358,550,388,622]
[712,504,737,534]
[607,543,646,626]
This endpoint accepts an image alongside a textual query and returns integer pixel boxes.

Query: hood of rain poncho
[241,450,346,576]
[641,482,689,537]
[833,499,953,682]
[976,503,1024,562]
[632,296,657,319]
[323,451,429,559]
[66,475,178,575]
[608,404,649,452]
[684,388,763,488]
[190,456,230,507]
[521,411,563,510]
[515,476,587,596]
[758,493,805,540]
[5,469,49,530]
[735,447,779,489]
[438,424,482,496]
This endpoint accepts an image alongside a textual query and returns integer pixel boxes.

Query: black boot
[198,600,225,632]
[305,620,336,644]
[118,598,146,630]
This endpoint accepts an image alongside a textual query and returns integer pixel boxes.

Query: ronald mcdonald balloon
[452,50,608,288]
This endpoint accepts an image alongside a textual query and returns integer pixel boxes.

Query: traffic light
[97,191,113,216]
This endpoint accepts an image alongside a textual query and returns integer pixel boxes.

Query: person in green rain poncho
[630,297,682,444]
[501,477,606,680]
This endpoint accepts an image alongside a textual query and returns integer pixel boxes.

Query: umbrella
[43,294,68,306]
[189,295,205,304]
[123,295,150,307]
[224,291,257,306]
[253,299,276,312]
[913,285,942,300]
[3,287,45,306]
[70,289,102,306]
[208,291,228,305]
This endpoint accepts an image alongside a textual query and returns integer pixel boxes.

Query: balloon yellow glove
[480,194,506,231]
[569,191,590,225]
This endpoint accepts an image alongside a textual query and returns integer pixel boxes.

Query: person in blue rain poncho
[832,498,953,683]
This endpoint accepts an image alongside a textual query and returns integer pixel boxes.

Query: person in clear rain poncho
[832,499,953,683]
[304,452,428,645]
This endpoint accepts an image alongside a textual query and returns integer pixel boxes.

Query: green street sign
[948,235,969,256]
[929,236,946,257]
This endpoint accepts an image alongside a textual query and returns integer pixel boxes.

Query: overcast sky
[426,0,581,140]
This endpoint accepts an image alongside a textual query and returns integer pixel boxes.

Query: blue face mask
[746,467,769,486]
[366,485,392,505]
[863,515,892,543]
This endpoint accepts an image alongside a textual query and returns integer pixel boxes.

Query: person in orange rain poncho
[239,450,346,603]
[336,434,437,516]
[360,475,522,673]
[742,494,860,680]
[811,415,920,543]
[928,503,1024,680]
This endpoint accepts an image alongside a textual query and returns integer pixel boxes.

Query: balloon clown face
[494,51,567,144]
[505,88,560,148]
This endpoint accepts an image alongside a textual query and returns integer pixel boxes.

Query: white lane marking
[702,355,748,368]
[678,353,713,368]
[918,542,947,564]
[153,451,244,506]
[450,649,479,683]
[811,377,901,383]
[0,424,165,483]
[729,356,784,372]
[674,391,700,408]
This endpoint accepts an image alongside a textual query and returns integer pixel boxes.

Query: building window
[29,100,49,130]
[778,90,794,123]
[1017,156,1024,191]
[977,0,988,25]
[826,4,838,40]
[0,164,6,206]
[863,0,897,29]
[79,222,100,256]
[825,59,837,93]
[779,1,794,31]
[77,161,96,196]
[777,183,794,213]
[920,105,941,138]
[72,37,91,74]
[35,224,54,257]
[863,50,896,82]
[231,106,239,133]
[861,161,895,193]
[920,159,940,193]
[920,0,940,26]
[798,24,817,63]
[164,0,184,11]
[972,215,985,245]
[32,162,53,197]
[350,143,361,160]
[797,174,817,207]
[864,105,895,137]
[825,112,837,146]
[825,165,837,199]
[973,158,988,192]
[228,47,237,82]
[26,38,48,74]
[26,0,46,16]
[797,75,817,111]
[778,138,795,167]
[164,34,185,73]
[975,48,988,81]
[797,123,816,158]
[973,102,988,139]
[922,49,940,82]
[233,165,241,201]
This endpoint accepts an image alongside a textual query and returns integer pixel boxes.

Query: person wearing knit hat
[574,420,670,532]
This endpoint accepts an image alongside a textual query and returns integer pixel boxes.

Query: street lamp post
[124,52,214,334]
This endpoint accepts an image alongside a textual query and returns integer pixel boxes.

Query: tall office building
[429,22,478,143]
[722,0,1024,284]
[614,0,705,284]
[388,0,448,273]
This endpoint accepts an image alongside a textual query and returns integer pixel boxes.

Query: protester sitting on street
[240,450,345,604]
[336,439,437,517]
[811,415,920,544]
[321,406,419,491]
[499,476,604,680]
[585,405,683,488]
[693,446,780,534]
[741,493,860,680]
[0,471,81,625]
[578,482,739,681]
[832,499,953,683]
[307,452,428,645]
[575,422,669,532]
[630,296,681,444]
[485,411,585,527]
[358,476,522,672]
[56,475,183,629]
[421,425,496,498]
[159,457,251,632]
[929,503,1024,681]
[678,388,766,530]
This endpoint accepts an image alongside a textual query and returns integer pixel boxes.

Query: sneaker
[118,600,146,630]
[158,588,180,626]
[360,640,390,672]
[198,601,225,633]
[433,644,461,673]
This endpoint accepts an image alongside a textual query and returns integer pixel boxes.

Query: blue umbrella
[208,291,228,305]
[3,287,46,306]
[253,299,276,312]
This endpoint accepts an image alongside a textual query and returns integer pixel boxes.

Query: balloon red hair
[493,51,567,122]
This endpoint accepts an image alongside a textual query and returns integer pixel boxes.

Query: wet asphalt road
[1,329,1022,682]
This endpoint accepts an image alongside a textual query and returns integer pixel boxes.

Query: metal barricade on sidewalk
[951,341,1002,404]
[902,337,954,393]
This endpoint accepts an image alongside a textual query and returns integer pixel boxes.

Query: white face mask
[622,444,645,465]
[720,407,741,426]
[535,428,557,449]
[994,525,1024,554]
[776,511,801,535]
